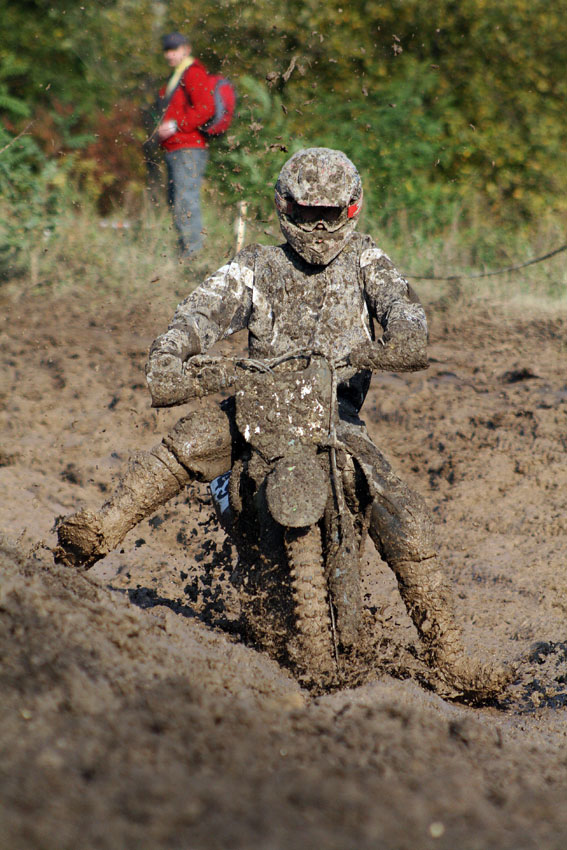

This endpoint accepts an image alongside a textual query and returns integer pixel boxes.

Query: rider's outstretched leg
[337,418,511,701]
[388,554,510,700]
[55,400,234,570]
[368,491,511,701]
[55,443,191,570]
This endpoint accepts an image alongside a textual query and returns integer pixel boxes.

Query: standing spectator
[157,32,215,259]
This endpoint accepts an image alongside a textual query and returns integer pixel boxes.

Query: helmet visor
[275,189,362,232]
[288,203,346,232]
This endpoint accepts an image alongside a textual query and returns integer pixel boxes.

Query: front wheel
[285,525,335,683]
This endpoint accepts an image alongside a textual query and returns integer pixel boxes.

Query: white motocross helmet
[274,147,363,265]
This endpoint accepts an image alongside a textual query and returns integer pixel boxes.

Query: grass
[2,184,567,318]
[1,185,281,309]
[373,205,567,315]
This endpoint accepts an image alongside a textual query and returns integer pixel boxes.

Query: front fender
[266,454,329,528]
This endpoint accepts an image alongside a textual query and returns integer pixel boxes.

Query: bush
[207,65,460,236]
[0,86,78,279]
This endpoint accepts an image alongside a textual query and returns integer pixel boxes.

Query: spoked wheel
[285,525,335,684]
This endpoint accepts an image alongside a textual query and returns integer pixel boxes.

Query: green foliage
[0,79,76,278]
[0,0,159,112]
[180,0,567,222]
[0,138,76,279]
[303,61,458,232]
[208,76,304,222]
[209,66,459,235]
[2,0,567,251]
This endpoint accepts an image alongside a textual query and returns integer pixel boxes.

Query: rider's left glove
[348,340,385,372]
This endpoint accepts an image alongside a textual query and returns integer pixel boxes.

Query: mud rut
[2,288,567,849]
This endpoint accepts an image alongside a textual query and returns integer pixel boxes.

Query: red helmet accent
[348,191,363,219]
[274,188,293,215]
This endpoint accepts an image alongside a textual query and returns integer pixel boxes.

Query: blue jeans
[165,148,209,257]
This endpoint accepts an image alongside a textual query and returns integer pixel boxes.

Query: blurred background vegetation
[1,0,567,305]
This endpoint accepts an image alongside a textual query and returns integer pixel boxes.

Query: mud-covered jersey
[154,233,428,412]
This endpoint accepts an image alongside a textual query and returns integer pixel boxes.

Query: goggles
[275,190,362,232]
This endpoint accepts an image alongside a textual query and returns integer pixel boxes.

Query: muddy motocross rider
[57,147,507,699]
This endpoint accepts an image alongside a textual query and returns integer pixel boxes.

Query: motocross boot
[55,443,191,570]
[392,557,512,702]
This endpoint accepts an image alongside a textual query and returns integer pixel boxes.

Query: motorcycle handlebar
[148,351,355,408]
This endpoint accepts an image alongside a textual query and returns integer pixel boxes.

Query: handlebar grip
[148,356,238,407]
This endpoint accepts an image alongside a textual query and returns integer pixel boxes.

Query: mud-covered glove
[149,328,201,363]
[145,351,188,407]
[349,334,429,373]
[349,339,386,372]
[146,352,239,407]
[145,330,200,407]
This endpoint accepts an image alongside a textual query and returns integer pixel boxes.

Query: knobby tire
[285,525,334,680]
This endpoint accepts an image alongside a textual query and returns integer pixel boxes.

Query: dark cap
[162,32,189,51]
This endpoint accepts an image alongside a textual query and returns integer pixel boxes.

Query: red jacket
[160,60,215,151]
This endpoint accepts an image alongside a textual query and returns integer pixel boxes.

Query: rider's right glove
[145,353,187,407]
[145,329,201,407]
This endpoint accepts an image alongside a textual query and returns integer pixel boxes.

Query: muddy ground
[1,278,567,849]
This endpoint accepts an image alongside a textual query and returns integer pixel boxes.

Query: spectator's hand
[157,120,177,141]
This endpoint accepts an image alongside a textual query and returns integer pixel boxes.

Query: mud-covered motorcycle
[153,349,382,685]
